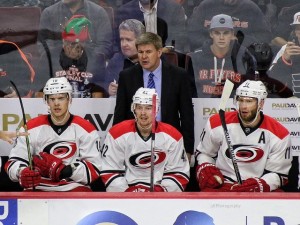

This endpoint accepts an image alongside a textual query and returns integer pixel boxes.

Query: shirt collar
[142,59,162,78]
[139,0,158,13]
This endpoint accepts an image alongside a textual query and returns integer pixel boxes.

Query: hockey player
[5,77,101,191]
[195,80,292,192]
[100,87,190,192]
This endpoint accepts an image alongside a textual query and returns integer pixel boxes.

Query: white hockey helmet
[131,87,159,115]
[43,77,73,101]
[235,80,267,101]
[234,80,267,111]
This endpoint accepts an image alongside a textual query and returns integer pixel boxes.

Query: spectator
[37,0,113,60]
[186,14,254,98]
[115,0,187,52]
[271,3,300,47]
[105,19,146,97]
[188,0,272,51]
[243,42,293,97]
[100,87,190,192]
[5,77,102,191]
[0,40,35,98]
[34,15,107,98]
[269,12,300,97]
[112,32,194,161]
[195,80,291,192]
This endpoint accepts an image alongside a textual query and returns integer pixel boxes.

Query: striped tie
[147,72,155,89]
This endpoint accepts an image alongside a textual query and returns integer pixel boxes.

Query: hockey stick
[10,81,33,170]
[150,94,157,192]
[219,79,242,184]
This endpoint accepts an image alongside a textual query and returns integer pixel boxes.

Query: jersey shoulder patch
[27,115,49,130]
[260,115,289,139]
[157,122,182,141]
[72,115,97,133]
[109,119,135,139]
[210,111,238,129]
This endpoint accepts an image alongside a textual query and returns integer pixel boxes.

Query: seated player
[100,87,190,192]
[195,80,292,192]
[5,77,102,191]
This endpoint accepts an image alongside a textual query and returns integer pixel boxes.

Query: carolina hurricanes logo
[225,144,264,163]
[129,150,166,168]
[43,141,77,159]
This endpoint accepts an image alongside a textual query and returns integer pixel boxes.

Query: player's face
[237,97,258,123]
[137,44,162,72]
[135,104,153,128]
[47,93,70,121]
[210,29,234,49]
[120,29,138,58]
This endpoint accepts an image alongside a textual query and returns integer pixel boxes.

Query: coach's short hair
[135,32,163,50]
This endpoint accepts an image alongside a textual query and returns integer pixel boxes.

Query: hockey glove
[230,178,271,192]
[196,163,224,190]
[33,152,65,181]
[19,167,41,189]
[125,184,167,192]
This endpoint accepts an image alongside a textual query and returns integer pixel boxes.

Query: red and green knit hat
[62,15,92,42]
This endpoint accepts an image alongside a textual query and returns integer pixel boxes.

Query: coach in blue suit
[113,32,194,159]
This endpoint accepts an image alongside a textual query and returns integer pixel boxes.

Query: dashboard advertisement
[0,195,299,225]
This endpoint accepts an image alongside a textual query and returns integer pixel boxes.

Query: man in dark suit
[113,32,194,160]
[115,0,186,52]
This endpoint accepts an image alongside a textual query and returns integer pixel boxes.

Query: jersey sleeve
[69,129,102,185]
[195,117,223,165]
[161,136,190,192]
[100,132,128,192]
[262,133,292,191]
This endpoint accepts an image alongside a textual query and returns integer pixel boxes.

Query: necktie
[147,72,155,89]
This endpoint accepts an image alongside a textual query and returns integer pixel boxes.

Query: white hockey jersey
[100,120,190,192]
[5,114,101,191]
[195,111,292,191]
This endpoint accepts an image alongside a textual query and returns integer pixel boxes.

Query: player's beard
[239,107,257,124]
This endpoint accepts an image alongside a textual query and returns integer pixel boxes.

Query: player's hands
[18,167,41,188]
[125,184,167,192]
[196,163,224,190]
[230,178,270,192]
[33,152,65,181]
